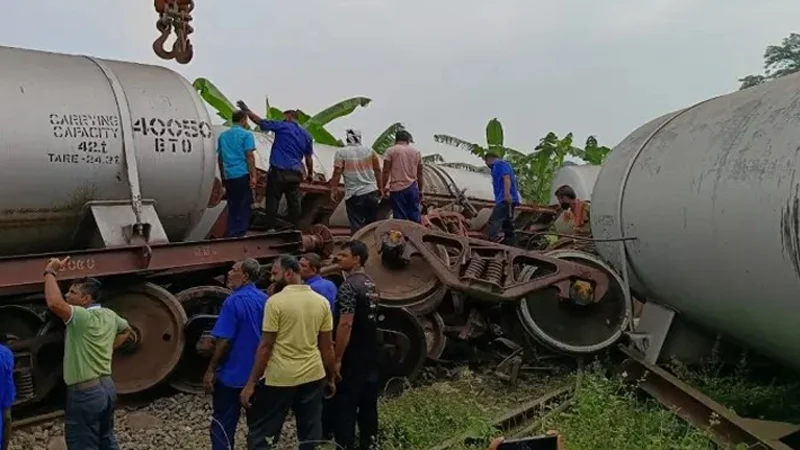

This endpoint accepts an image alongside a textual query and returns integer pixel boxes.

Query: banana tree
[192,77,371,147]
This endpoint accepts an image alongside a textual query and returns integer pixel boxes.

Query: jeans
[224,175,253,237]
[64,376,119,450]
[248,379,324,450]
[488,202,516,246]
[389,182,421,223]
[344,190,381,234]
[264,167,302,230]
[211,381,250,450]
[334,368,380,450]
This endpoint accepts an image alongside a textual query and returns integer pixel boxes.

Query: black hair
[342,240,369,266]
[554,185,577,200]
[232,110,248,123]
[240,258,262,282]
[275,255,300,273]
[301,253,322,271]
[73,277,102,302]
[395,129,413,143]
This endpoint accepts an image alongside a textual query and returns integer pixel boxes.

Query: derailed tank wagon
[0,45,632,413]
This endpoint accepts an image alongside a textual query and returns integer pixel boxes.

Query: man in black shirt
[332,240,381,450]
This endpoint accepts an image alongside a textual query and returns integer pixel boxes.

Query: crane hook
[152,0,195,64]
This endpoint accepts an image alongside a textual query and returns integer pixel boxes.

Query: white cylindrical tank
[591,72,800,371]
[549,165,600,204]
[0,45,215,255]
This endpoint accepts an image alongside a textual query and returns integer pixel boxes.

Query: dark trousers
[389,182,421,223]
[64,376,119,450]
[321,396,336,440]
[211,382,252,450]
[334,368,380,450]
[264,167,302,230]
[224,175,253,237]
[488,202,516,246]
[345,190,380,234]
[248,379,324,450]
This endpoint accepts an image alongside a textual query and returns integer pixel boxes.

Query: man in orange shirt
[381,130,424,223]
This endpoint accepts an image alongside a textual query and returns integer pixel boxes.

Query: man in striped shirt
[328,130,383,233]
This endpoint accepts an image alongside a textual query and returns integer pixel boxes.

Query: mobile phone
[496,434,559,450]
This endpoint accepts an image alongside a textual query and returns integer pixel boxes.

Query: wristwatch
[43,269,57,277]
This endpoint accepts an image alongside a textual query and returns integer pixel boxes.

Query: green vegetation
[434,119,611,204]
[372,363,720,450]
[192,77,403,149]
[739,32,800,90]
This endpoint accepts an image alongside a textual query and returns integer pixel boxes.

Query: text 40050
[132,117,212,139]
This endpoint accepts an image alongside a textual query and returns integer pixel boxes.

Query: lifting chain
[153,0,195,64]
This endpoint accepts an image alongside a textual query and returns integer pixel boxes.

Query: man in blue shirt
[203,258,268,450]
[298,252,338,440]
[0,334,15,450]
[484,152,521,246]
[300,253,338,313]
[237,100,314,231]
[217,110,257,237]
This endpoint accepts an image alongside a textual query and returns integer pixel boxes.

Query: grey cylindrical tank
[549,165,600,204]
[591,72,800,371]
[0,45,215,255]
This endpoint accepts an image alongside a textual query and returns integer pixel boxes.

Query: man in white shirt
[328,130,383,233]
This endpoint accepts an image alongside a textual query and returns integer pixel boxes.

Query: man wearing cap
[483,151,520,245]
[382,130,424,223]
[237,100,314,230]
[328,129,383,233]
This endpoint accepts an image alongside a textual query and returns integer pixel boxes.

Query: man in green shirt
[43,257,132,450]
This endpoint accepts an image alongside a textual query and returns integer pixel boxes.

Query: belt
[67,375,111,392]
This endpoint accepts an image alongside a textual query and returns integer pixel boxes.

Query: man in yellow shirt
[240,255,337,450]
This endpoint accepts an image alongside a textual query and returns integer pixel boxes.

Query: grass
[375,362,717,450]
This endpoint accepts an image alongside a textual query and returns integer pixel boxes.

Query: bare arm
[44,272,71,323]
[305,154,314,180]
[382,159,392,192]
[329,167,343,193]
[244,110,264,125]
[246,152,257,182]
[113,329,133,350]
[371,153,383,192]
[318,330,336,380]
[334,314,354,364]
[205,339,230,373]
[217,154,225,180]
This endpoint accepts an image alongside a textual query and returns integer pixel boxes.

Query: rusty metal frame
[374,221,609,303]
[619,345,800,449]
[0,230,324,295]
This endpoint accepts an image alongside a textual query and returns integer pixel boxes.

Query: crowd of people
[0,107,575,450]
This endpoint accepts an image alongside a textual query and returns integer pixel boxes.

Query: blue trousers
[225,175,253,237]
[64,376,119,450]
[211,381,249,450]
[390,183,421,223]
[488,202,516,245]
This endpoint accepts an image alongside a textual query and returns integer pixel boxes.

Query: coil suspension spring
[14,367,35,402]
[464,258,488,278]
[485,259,504,284]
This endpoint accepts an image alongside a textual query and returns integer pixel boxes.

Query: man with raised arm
[237,100,314,230]
[240,255,337,450]
[42,257,132,450]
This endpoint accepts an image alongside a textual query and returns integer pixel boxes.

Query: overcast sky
[2,0,798,165]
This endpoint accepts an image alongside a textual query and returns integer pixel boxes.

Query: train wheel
[377,306,428,385]
[417,312,447,360]
[169,285,231,394]
[353,220,449,312]
[0,304,44,342]
[104,283,187,395]
[516,250,631,355]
